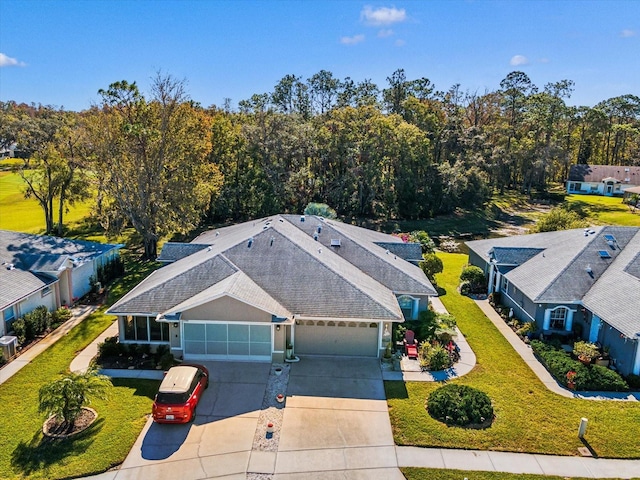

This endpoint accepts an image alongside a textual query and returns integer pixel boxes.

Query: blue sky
[1,0,638,111]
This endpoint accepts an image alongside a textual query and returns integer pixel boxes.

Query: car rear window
[156,392,190,404]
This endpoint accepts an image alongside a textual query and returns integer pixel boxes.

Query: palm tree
[38,368,111,432]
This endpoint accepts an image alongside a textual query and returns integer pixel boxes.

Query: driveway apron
[276,357,402,479]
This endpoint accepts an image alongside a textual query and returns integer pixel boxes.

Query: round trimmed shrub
[427,384,493,427]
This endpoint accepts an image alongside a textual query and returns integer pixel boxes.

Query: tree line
[1,70,638,259]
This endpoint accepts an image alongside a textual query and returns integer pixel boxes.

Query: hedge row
[12,306,72,345]
[530,340,628,392]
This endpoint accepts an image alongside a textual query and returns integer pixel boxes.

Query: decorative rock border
[42,407,98,439]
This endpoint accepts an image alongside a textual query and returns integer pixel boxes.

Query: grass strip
[401,467,637,480]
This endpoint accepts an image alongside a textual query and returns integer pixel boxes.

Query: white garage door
[183,322,271,361]
[294,321,379,357]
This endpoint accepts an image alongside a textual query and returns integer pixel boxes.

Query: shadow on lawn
[384,380,409,399]
[11,418,104,477]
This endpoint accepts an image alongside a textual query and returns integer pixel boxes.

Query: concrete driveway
[86,357,402,480]
[104,361,271,480]
[274,357,402,479]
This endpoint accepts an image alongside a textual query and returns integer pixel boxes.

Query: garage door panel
[295,322,378,357]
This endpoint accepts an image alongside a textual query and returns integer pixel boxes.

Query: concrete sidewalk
[397,446,640,479]
[0,304,98,386]
[475,299,640,402]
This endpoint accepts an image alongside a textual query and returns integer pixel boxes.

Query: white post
[543,309,551,330]
[495,271,502,293]
[488,263,495,294]
[578,418,588,438]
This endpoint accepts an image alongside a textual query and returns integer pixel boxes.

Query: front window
[572,182,582,192]
[549,308,567,330]
[397,295,415,320]
[123,315,160,342]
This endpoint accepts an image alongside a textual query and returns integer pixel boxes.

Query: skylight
[598,250,611,258]
[603,234,617,243]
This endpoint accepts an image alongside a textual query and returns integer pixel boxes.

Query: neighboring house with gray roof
[0,230,122,335]
[566,164,640,196]
[467,226,640,376]
[108,215,437,362]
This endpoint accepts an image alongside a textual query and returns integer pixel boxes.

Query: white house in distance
[108,215,436,363]
[566,164,640,196]
[0,230,122,336]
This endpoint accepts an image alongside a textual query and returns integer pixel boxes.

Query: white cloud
[378,29,394,38]
[620,29,636,38]
[0,53,26,67]
[340,34,365,45]
[394,39,406,47]
[361,6,406,26]
[510,55,529,66]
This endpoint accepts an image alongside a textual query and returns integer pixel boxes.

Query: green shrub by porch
[427,384,493,426]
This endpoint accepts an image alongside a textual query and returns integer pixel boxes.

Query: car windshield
[156,392,190,405]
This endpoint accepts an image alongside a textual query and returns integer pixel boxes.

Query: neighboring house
[566,164,640,196]
[108,215,436,363]
[466,226,640,376]
[0,230,122,335]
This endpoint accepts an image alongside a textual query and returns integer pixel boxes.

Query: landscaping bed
[95,336,176,370]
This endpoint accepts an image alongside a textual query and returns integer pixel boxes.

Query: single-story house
[108,215,437,363]
[466,226,640,376]
[0,230,122,336]
[566,164,640,196]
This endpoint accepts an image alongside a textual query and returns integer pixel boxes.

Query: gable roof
[0,265,57,310]
[467,226,640,338]
[109,215,437,321]
[568,164,640,184]
[156,242,210,263]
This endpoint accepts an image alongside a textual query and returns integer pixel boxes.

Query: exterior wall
[185,297,273,322]
[468,250,489,274]
[566,181,599,195]
[19,287,57,317]
[72,262,94,300]
[599,324,636,376]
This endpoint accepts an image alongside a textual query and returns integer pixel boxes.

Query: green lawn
[0,171,94,233]
[0,309,160,480]
[402,468,637,480]
[565,194,640,226]
[385,252,640,459]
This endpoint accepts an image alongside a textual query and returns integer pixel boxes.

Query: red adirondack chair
[404,330,418,359]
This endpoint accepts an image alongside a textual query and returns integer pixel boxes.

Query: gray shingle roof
[0,230,121,267]
[109,215,436,321]
[583,230,640,338]
[0,266,57,310]
[490,247,544,266]
[157,243,210,263]
[467,226,640,338]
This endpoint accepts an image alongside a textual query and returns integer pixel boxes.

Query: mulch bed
[43,407,97,439]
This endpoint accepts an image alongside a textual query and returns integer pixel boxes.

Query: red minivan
[152,364,209,424]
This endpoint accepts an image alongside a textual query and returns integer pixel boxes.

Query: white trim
[633,342,640,376]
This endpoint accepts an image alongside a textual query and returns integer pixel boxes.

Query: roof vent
[247,237,254,248]
[317,225,322,234]
[585,265,593,276]
[330,239,341,247]
[270,236,275,247]
[7,263,15,270]
[313,233,318,241]
[300,215,305,222]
